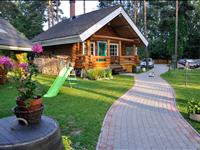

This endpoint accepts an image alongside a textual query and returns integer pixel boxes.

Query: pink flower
[19,63,28,70]
[0,56,14,68]
[32,43,43,54]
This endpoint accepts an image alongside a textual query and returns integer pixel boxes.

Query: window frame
[110,43,119,56]
[82,42,86,55]
[90,42,95,56]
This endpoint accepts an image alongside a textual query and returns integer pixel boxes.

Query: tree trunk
[56,0,59,22]
[144,0,148,69]
[134,0,138,24]
[175,0,179,68]
[51,0,54,26]
[83,0,86,14]
[48,0,51,28]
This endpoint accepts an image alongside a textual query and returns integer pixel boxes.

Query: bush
[86,68,113,80]
[187,100,200,114]
[62,136,73,150]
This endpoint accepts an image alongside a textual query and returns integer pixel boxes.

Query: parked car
[178,59,200,69]
[140,58,154,68]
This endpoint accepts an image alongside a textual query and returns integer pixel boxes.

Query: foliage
[62,136,73,150]
[0,1,48,39]
[14,62,40,100]
[86,68,113,80]
[48,0,64,28]
[12,43,43,101]
[161,69,200,133]
[0,75,133,149]
[32,43,43,54]
[99,1,200,59]
[0,56,14,74]
[187,100,200,114]
[16,53,28,63]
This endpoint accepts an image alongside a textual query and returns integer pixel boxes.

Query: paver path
[97,64,200,150]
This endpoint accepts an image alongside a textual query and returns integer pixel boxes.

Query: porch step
[111,65,126,74]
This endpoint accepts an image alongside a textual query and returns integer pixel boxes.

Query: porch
[72,35,140,72]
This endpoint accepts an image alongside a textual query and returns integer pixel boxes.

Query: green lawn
[0,75,133,150]
[161,69,200,133]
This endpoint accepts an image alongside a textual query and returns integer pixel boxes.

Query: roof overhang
[0,45,32,51]
[34,35,81,46]
[35,7,148,47]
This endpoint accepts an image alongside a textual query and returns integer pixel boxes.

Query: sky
[43,0,99,30]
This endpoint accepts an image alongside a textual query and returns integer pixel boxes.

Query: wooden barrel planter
[0,116,64,150]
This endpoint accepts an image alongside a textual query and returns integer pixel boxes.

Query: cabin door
[110,43,119,64]
[97,41,107,62]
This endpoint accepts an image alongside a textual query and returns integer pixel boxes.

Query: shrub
[86,68,113,80]
[187,100,200,114]
[62,136,73,150]
[105,68,113,79]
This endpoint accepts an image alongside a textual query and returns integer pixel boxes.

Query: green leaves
[187,99,200,114]
[0,1,48,39]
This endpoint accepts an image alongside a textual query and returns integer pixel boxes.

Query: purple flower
[19,63,28,70]
[32,43,43,54]
[0,56,14,68]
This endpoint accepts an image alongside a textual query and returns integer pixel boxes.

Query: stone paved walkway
[97,65,200,150]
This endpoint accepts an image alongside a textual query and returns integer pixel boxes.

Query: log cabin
[32,4,148,75]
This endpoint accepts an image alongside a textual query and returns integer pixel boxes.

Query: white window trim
[90,42,95,56]
[110,43,118,56]
[82,42,86,55]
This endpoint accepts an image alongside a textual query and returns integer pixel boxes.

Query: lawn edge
[161,74,200,137]
[96,76,134,149]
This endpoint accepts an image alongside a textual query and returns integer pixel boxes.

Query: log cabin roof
[32,6,148,47]
[0,19,32,51]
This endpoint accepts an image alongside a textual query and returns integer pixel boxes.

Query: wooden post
[71,44,76,64]
[133,45,137,56]
[119,41,122,56]
[107,39,110,56]
[86,40,91,56]
[119,41,122,65]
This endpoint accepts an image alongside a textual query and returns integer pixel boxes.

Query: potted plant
[0,56,14,84]
[187,99,200,122]
[12,43,44,124]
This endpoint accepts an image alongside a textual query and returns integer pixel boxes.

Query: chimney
[69,0,75,17]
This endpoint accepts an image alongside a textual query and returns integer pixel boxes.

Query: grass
[161,69,200,133]
[0,75,133,150]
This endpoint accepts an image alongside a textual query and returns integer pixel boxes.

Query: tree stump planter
[189,113,200,122]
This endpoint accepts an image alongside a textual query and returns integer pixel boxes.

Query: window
[110,43,118,56]
[125,47,132,56]
[90,42,95,56]
[82,42,87,55]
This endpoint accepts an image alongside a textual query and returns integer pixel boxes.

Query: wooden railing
[119,55,140,65]
[75,55,139,69]
[92,56,110,68]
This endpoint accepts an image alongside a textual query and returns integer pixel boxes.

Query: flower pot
[16,98,26,107]
[29,98,42,110]
[189,113,200,122]
[13,105,44,125]
[16,97,42,110]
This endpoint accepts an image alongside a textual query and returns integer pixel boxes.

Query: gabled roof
[0,19,32,51]
[33,6,148,47]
